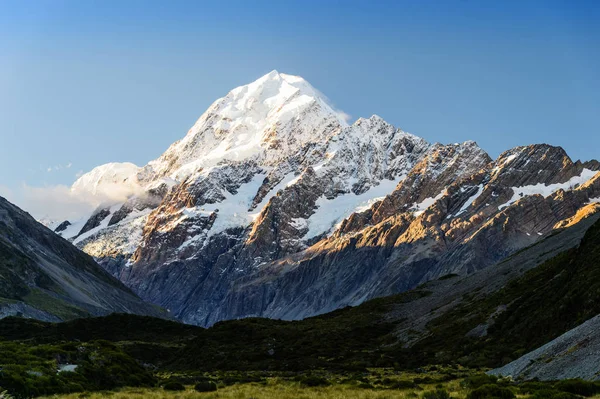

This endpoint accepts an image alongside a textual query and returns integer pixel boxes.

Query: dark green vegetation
[0,340,155,398]
[0,292,413,398]
[407,216,600,368]
[193,380,217,392]
[1,313,599,399]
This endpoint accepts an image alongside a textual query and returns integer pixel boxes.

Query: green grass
[37,376,600,399]
[38,369,473,399]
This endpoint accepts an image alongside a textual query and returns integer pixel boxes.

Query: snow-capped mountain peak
[147,70,349,180]
[71,162,142,201]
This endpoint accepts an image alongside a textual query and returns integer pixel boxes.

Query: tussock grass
[39,372,472,399]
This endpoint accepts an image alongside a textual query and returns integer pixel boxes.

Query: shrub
[467,384,515,399]
[163,381,185,391]
[298,375,330,387]
[391,380,417,390]
[531,389,580,399]
[554,379,600,397]
[414,377,434,384]
[518,381,553,394]
[194,381,217,392]
[463,374,499,389]
[422,389,451,399]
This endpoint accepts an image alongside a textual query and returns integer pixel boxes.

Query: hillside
[0,196,164,321]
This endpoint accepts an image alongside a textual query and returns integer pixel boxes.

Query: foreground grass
[40,377,469,399]
[32,374,600,399]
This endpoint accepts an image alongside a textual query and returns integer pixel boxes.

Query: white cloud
[1,184,97,221]
[1,182,140,222]
[338,111,353,124]
[44,163,73,172]
[3,162,144,222]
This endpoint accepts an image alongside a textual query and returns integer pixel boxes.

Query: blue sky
[0,0,599,217]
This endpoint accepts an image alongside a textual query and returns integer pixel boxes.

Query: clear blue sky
[0,0,599,201]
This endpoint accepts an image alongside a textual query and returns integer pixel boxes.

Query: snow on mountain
[498,168,598,210]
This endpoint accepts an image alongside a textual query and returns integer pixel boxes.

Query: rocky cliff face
[0,196,164,321]
[52,71,600,326]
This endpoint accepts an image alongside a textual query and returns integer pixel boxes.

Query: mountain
[51,70,600,326]
[0,195,164,321]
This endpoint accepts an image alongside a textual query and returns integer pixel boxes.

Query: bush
[554,379,600,397]
[194,381,217,392]
[163,381,185,391]
[391,380,417,389]
[518,381,553,394]
[463,374,499,389]
[467,384,515,399]
[298,375,330,387]
[422,389,451,399]
[414,377,434,384]
[531,389,580,399]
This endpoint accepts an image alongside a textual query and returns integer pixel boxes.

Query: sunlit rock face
[55,71,600,326]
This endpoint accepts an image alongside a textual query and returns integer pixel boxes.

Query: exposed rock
[54,220,71,233]
[77,207,111,236]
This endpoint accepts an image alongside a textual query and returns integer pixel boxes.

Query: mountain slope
[490,314,600,381]
[50,71,600,326]
[394,208,600,368]
[0,196,163,321]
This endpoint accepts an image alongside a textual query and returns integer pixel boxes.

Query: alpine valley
[42,70,600,329]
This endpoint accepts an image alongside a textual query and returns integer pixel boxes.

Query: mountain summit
[50,72,600,326]
[147,70,349,180]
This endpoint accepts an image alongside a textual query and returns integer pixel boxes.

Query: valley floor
[37,372,600,399]
[38,383,600,399]
[39,377,474,399]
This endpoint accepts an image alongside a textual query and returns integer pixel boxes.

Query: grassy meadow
[34,369,600,399]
